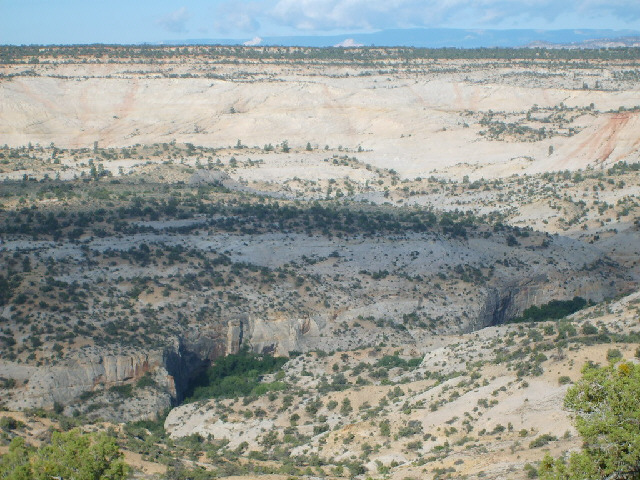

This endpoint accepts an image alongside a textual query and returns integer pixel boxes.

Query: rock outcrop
[0,313,318,419]
[3,348,162,407]
[226,319,243,355]
[0,263,625,421]
[0,339,207,420]
[248,315,319,356]
[474,272,625,331]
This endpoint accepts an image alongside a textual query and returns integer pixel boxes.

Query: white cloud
[271,0,385,31]
[334,38,364,47]
[158,7,190,33]
[213,2,262,34]
[208,0,640,36]
[267,0,640,31]
[244,36,263,45]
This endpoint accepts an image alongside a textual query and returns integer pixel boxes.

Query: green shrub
[0,416,24,431]
[398,420,423,437]
[606,348,623,362]
[558,376,571,385]
[136,372,157,389]
[524,463,539,478]
[109,384,133,398]
[340,398,353,416]
[379,420,391,437]
[529,434,558,448]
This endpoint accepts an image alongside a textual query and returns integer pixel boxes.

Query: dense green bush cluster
[185,348,288,401]
[375,354,422,369]
[509,297,588,323]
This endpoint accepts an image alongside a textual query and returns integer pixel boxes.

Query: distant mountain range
[526,36,640,49]
[165,28,640,49]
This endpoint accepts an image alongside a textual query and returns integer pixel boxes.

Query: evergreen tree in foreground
[540,361,640,479]
[0,429,129,480]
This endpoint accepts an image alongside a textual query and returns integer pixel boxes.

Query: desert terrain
[0,45,639,479]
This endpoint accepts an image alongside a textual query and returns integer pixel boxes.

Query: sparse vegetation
[1,44,639,480]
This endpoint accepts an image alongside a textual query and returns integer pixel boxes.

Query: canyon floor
[0,45,639,479]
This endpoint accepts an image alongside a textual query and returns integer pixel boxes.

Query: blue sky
[1,0,639,45]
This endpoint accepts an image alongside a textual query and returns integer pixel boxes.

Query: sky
[1,0,639,45]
